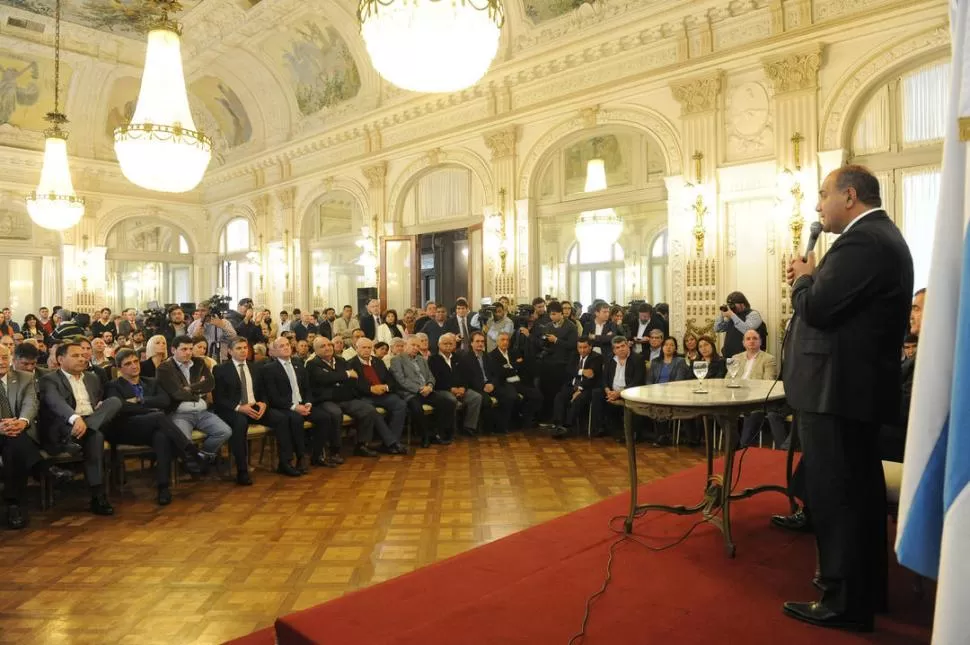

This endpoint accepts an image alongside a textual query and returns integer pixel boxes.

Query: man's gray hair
[438,333,457,347]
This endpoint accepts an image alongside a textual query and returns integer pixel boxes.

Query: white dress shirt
[279,359,302,408]
[840,207,881,235]
[742,352,759,380]
[612,357,627,390]
[62,370,94,423]
[234,360,254,408]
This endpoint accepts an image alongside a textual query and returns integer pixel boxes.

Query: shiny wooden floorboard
[0,434,705,645]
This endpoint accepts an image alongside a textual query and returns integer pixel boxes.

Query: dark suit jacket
[782,211,913,423]
[38,370,109,445]
[428,352,470,391]
[565,352,604,391]
[346,356,397,398]
[535,321,578,364]
[647,356,690,384]
[603,356,646,391]
[420,320,448,354]
[155,357,215,411]
[444,314,476,339]
[899,356,915,426]
[692,357,726,380]
[461,350,498,392]
[261,359,312,410]
[212,360,268,418]
[306,355,358,403]
[360,315,383,341]
[487,348,527,385]
[292,322,320,342]
[106,376,171,418]
[4,368,39,442]
[91,320,117,339]
[582,320,622,357]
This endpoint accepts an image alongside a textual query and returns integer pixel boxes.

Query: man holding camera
[714,291,767,358]
[534,302,578,422]
[187,299,238,361]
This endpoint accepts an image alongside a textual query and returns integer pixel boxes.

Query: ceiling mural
[0,49,72,132]
[187,76,252,148]
[0,0,203,37]
[261,19,361,117]
[103,75,140,146]
[524,0,594,24]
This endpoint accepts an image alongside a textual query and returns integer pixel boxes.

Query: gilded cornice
[762,44,824,94]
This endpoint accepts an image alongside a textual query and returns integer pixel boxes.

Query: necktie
[478,355,487,381]
[0,379,13,419]
[283,361,301,406]
[238,363,249,405]
[132,382,144,401]
[460,318,466,339]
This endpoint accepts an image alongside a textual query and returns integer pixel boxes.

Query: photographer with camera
[482,301,513,352]
[229,299,267,351]
[533,301,578,422]
[187,296,238,362]
[713,291,767,358]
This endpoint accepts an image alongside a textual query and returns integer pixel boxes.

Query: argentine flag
[895,0,970,642]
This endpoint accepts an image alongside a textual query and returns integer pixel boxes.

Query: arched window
[648,229,668,303]
[848,58,949,291]
[218,217,255,302]
[567,242,624,306]
[105,219,193,311]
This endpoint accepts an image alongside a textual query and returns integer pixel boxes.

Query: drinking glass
[726,357,741,388]
[692,360,709,393]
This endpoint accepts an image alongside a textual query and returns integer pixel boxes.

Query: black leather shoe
[771,509,812,533]
[551,426,570,439]
[782,601,873,632]
[311,456,336,468]
[6,504,26,530]
[90,494,114,516]
[354,444,379,457]
[236,472,254,486]
[276,463,301,477]
[157,486,172,506]
[420,436,431,448]
[392,443,409,455]
[48,465,75,485]
[460,427,477,437]
[328,451,345,465]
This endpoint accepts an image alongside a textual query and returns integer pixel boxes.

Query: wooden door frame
[379,235,420,311]
[467,223,482,304]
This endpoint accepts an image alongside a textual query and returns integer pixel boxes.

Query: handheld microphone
[803,221,823,260]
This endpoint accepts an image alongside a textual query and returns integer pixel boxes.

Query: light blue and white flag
[896,0,970,642]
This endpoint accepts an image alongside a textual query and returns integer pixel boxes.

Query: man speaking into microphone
[782,165,912,632]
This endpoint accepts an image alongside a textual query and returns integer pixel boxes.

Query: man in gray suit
[38,341,122,516]
[390,337,456,448]
[0,344,44,529]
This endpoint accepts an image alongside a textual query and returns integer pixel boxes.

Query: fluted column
[252,194,271,310]
[362,162,388,294]
[276,187,297,309]
[483,125,519,298]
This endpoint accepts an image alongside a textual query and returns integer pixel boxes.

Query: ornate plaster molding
[518,105,683,197]
[387,148,495,228]
[362,161,389,190]
[292,177,370,239]
[483,125,520,161]
[93,206,203,252]
[670,71,724,115]
[276,186,296,210]
[819,25,948,150]
[762,44,824,95]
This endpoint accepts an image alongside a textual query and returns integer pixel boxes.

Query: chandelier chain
[53,0,60,114]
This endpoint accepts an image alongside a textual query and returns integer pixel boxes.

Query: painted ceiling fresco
[523,0,595,24]
[0,0,204,37]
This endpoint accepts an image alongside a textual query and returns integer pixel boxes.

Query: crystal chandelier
[25,0,84,231]
[575,158,622,248]
[114,0,211,193]
[357,0,505,93]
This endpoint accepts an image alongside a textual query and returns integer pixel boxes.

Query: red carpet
[227,450,933,645]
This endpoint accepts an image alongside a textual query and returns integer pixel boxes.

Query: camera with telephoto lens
[720,304,730,312]
[478,299,497,324]
[142,307,168,333]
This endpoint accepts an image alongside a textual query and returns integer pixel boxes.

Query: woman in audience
[561,301,583,335]
[386,337,406,368]
[696,334,726,379]
[401,309,417,337]
[377,309,405,344]
[0,312,14,337]
[683,332,700,364]
[22,314,44,340]
[141,334,169,377]
[648,336,690,446]
[191,337,218,371]
[610,305,629,339]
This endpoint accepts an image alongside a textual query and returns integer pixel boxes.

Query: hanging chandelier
[357,0,505,93]
[575,158,622,248]
[114,0,211,193]
[25,0,84,231]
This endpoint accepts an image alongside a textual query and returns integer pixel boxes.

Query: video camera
[201,294,232,321]
[477,297,497,325]
[513,303,534,330]
[142,302,168,333]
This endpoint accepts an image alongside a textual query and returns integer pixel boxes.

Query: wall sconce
[684,151,708,257]
[245,250,263,292]
[355,225,379,269]
[486,188,509,273]
[283,229,291,289]
[78,234,90,289]
[778,132,805,252]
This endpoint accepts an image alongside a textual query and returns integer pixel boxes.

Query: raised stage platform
[227,450,933,645]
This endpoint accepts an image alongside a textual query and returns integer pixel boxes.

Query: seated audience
[551,337,603,439]
[347,338,407,450]
[733,329,787,448]
[376,309,405,344]
[390,336,456,447]
[648,336,690,446]
[592,336,645,440]
[0,344,46,529]
[429,333,483,437]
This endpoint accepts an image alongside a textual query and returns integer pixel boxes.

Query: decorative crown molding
[275,187,296,210]
[251,193,271,217]
[762,44,824,94]
[362,161,389,190]
[483,125,520,161]
[670,71,724,115]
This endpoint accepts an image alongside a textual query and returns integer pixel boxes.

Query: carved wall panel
[724,70,774,162]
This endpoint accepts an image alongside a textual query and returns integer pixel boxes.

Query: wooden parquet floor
[0,435,705,645]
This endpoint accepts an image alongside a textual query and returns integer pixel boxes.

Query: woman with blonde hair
[140,334,169,377]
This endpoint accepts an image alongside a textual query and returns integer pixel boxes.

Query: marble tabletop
[620,379,786,408]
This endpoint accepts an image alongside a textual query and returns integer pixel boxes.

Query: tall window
[568,242,624,306]
[106,219,193,310]
[648,229,668,303]
[219,217,254,301]
[849,58,949,292]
